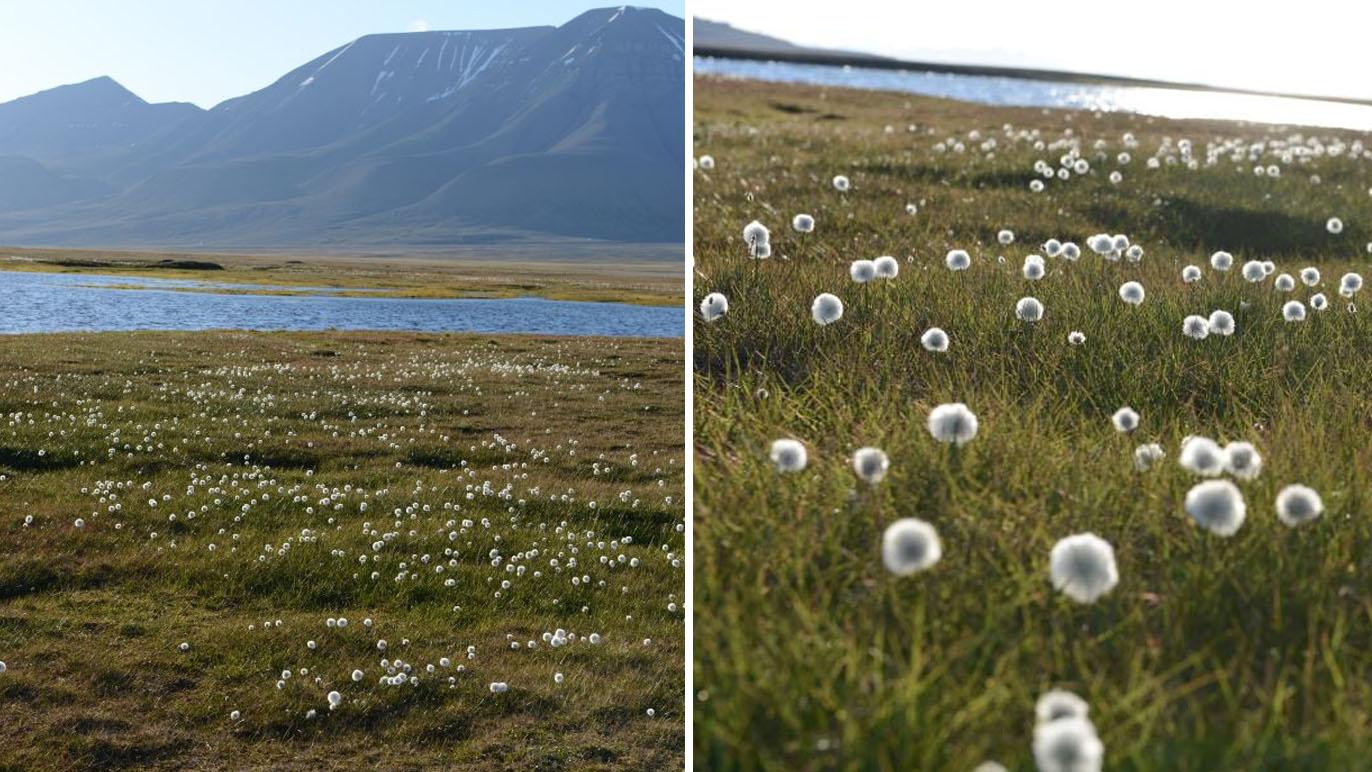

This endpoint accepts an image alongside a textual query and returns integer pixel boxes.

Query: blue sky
[0,1,685,107]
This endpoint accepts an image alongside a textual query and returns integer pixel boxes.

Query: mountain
[0,6,684,249]
[692,18,894,63]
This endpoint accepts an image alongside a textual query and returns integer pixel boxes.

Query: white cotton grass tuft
[1179,436,1225,476]
[881,518,943,575]
[832,175,850,192]
[1111,407,1139,432]
[1033,717,1105,772]
[1300,267,1320,286]
[1125,244,1143,261]
[1023,255,1046,280]
[1223,442,1262,481]
[1049,533,1119,604]
[1242,260,1267,282]
[873,255,900,279]
[1274,273,1296,292]
[1182,315,1210,339]
[1282,300,1307,322]
[927,402,979,446]
[697,155,715,170]
[1184,480,1247,536]
[1067,331,1085,346]
[852,447,890,484]
[1118,281,1145,305]
[1060,242,1081,261]
[811,293,844,325]
[1207,310,1235,336]
[1327,216,1344,234]
[1044,238,1063,257]
[327,690,342,709]
[769,439,808,473]
[921,327,950,352]
[792,213,815,233]
[1275,485,1324,527]
[1015,296,1044,322]
[1339,272,1363,297]
[1182,265,1202,283]
[742,220,770,253]
[998,229,1015,245]
[1210,251,1234,271]
[1036,690,1090,724]
[700,293,728,322]
[850,260,877,283]
[1088,233,1115,255]
[1134,443,1165,471]
[1311,293,1328,310]
[946,249,971,271]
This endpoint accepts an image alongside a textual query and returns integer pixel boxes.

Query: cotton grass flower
[1311,293,1328,310]
[327,690,342,709]
[1067,331,1085,345]
[698,155,715,170]
[1242,260,1267,282]
[1061,242,1080,261]
[742,220,770,259]
[811,293,844,325]
[792,213,815,233]
[1111,407,1139,432]
[1134,443,1165,471]
[850,260,877,283]
[1275,484,1323,527]
[1016,297,1044,322]
[1184,480,1247,536]
[1023,255,1046,280]
[927,402,978,446]
[832,175,850,192]
[873,255,899,279]
[769,439,808,473]
[1204,310,1234,336]
[1033,717,1104,772]
[1118,281,1145,305]
[1044,239,1062,257]
[1282,300,1306,322]
[881,518,942,575]
[1223,442,1262,480]
[1182,265,1202,283]
[920,327,949,352]
[1087,233,1114,255]
[1210,251,1234,271]
[852,447,890,483]
[1036,690,1090,724]
[1300,267,1320,286]
[1326,217,1344,234]
[699,293,728,322]
[1179,436,1225,476]
[946,249,971,271]
[1275,273,1296,291]
[1049,533,1119,604]
[1339,272,1363,297]
[1182,315,1210,339]
[998,229,1015,245]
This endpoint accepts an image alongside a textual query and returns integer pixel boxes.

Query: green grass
[0,331,683,770]
[692,77,1372,770]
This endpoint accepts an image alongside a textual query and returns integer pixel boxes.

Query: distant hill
[692,18,894,63]
[0,6,685,250]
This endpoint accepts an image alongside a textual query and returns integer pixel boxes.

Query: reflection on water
[0,271,681,338]
[695,57,1372,131]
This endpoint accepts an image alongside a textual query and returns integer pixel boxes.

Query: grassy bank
[1,246,683,306]
[0,331,683,770]
[693,77,1372,769]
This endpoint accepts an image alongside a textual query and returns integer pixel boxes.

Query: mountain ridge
[0,6,684,249]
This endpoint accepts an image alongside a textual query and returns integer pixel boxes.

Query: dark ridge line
[692,46,1372,110]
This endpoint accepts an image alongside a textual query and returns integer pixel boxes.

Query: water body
[695,57,1372,132]
[0,271,681,338]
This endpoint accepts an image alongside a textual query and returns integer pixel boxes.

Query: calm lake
[0,271,682,338]
[695,57,1372,132]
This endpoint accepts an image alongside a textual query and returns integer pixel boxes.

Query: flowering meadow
[693,77,1372,770]
[0,331,683,769]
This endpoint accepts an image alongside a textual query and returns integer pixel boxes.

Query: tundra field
[0,331,683,770]
[693,77,1372,770]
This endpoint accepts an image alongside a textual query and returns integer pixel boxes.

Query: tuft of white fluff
[852,447,890,483]
[1134,443,1165,471]
[811,293,844,325]
[927,402,979,446]
[700,292,728,322]
[946,249,971,271]
[1050,533,1119,604]
[1223,442,1263,480]
[881,518,943,575]
[1184,480,1247,536]
[1118,281,1145,305]
[850,260,877,284]
[1179,436,1225,476]
[769,439,808,473]
[792,213,815,233]
[1182,315,1210,339]
[920,327,950,352]
[1275,484,1323,527]
[1207,310,1235,336]
[874,255,900,279]
[1016,297,1044,322]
